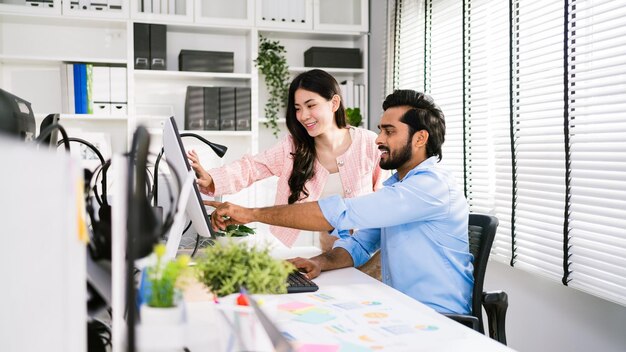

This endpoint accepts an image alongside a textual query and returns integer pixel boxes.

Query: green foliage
[217,224,256,238]
[195,242,294,297]
[346,107,363,127]
[145,244,191,308]
[255,35,290,138]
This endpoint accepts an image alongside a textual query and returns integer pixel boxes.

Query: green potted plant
[138,244,191,350]
[195,241,294,297]
[255,35,290,137]
[346,107,363,127]
[143,243,191,309]
[215,224,257,247]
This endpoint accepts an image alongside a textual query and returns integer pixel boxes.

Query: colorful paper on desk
[279,301,315,311]
[338,340,372,352]
[297,343,340,352]
[294,310,336,324]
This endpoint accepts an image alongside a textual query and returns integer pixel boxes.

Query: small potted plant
[137,244,191,350]
[215,224,257,247]
[140,244,191,321]
[195,241,294,297]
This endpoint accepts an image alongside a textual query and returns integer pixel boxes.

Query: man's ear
[414,130,429,147]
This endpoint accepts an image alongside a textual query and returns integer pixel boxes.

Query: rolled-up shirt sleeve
[318,195,381,267]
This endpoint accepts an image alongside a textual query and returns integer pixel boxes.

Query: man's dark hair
[382,90,445,161]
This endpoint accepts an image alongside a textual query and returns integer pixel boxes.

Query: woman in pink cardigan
[188,69,388,252]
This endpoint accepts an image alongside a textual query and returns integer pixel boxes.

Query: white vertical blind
[393,0,426,92]
[511,0,566,281]
[567,0,626,306]
[429,0,464,185]
[465,0,513,262]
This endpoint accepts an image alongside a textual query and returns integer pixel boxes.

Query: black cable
[57,137,106,166]
[36,122,70,151]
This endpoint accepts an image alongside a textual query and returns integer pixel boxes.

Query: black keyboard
[286,271,319,293]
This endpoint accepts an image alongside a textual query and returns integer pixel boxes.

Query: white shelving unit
[0,0,369,208]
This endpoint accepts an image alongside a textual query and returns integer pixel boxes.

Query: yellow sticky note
[76,179,89,244]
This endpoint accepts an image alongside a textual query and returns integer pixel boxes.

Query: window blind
[566,0,626,306]
[429,0,464,185]
[384,0,397,97]
[389,0,626,306]
[393,0,426,92]
[464,0,513,263]
[511,0,566,280]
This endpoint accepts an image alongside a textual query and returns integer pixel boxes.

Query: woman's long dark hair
[285,69,347,204]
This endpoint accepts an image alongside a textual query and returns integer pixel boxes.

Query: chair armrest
[443,313,480,331]
[482,290,508,345]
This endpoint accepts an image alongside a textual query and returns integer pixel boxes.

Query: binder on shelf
[110,104,127,116]
[204,87,220,131]
[60,63,75,114]
[150,24,167,70]
[73,64,82,113]
[153,0,161,14]
[85,63,93,114]
[340,80,355,108]
[219,87,236,131]
[92,65,111,113]
[235,87,251,131]
[184,86,205,130]
[110,66,127,104]
[134,23,150,70]
[93,103,112,115]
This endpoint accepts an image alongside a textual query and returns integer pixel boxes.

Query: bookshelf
[0,0,369,209]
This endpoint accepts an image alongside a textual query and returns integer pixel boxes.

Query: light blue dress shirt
[318,156,473,314]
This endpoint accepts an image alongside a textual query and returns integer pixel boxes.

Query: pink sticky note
[297,343,340,352]
[278,301,314,311]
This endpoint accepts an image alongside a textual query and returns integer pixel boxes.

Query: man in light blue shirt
[207,90,473,314]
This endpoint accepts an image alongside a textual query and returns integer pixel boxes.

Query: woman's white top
[320,172,343,198]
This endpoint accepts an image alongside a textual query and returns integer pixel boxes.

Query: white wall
[485,261,626,352]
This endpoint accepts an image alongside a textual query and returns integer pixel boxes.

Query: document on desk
[273,286,467,352]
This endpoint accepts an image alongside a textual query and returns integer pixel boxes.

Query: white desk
[182,246,514,352]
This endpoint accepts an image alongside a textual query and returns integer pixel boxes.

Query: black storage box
[179,50,234,73]
[304,47,362,69]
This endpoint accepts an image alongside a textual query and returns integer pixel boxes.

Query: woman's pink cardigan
[208,127,388,247]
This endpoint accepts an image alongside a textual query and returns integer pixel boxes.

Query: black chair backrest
[468,213,499,332]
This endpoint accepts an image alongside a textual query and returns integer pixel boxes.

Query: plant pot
[137,304,185,352]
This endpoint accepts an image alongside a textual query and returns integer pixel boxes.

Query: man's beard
[379,141,413,170]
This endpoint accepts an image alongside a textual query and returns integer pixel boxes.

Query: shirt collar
[383,156,439,186]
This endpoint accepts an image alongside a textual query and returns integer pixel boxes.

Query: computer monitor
[162,116,214,252]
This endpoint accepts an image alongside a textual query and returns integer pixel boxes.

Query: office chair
[444,213,509,345]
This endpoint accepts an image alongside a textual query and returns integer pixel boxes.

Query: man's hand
[187,150,215,194]
[204,200,255,232]
[287,257,321,280]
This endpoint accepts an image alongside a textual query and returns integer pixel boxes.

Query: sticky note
[293,311,336,324]
[297,343,340,352]
[279,301,315,311]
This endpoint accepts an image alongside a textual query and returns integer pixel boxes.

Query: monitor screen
[162,116,214,244]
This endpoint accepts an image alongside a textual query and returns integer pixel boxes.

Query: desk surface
[183,246,514,352]
[267,266,513,352]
